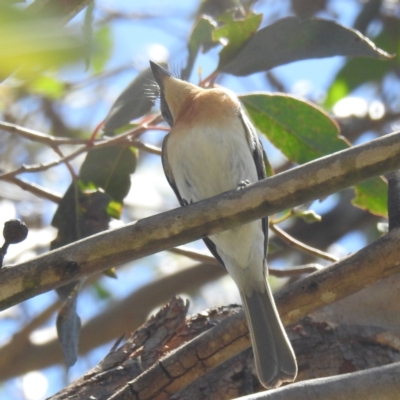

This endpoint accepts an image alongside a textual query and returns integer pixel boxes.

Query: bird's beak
[150,61,172,89]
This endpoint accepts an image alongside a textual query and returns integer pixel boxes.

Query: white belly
[168,125,258,202]
[167,124,266,291]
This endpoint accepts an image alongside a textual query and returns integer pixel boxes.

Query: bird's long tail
[240,282,297,389]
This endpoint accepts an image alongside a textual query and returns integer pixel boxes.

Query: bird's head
[150,61,240,128]
[150,61,198,127]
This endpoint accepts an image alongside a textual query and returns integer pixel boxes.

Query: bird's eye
[160,97,174,127]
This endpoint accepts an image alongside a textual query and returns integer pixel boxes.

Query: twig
[2,176,62,203]
[199,70,219,87]
[51,146,77,180]
[141,125,169,131]
[168,247,321,277]
[168,247,219,265]
[0,114,163,180]
[130,141,162,155]
[270,222,339,262]
[0,121,94,146]
[0,145,88,179]
[271,209,294,224]
[269,264,323,277]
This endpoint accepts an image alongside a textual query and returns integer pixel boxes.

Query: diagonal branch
[0,130,400,310]
[105,227,400,400]
[270,223,338,262]
[235,361,400,400]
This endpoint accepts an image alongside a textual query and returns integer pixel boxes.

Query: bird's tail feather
[240,283,297,389]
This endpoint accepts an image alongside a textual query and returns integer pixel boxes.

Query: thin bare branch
[2,176,62,203]
[0,114,163,180]
[0,145,87,179]
[168,247,219,265]
[269,264,322,277]
[0,121,92,146]
[130,141,162,155]
[168,247,320,277]
[270,223,339,262]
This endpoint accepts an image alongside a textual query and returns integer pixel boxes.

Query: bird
[150,61,297,389]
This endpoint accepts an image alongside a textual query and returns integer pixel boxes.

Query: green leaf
[241,93,387,216]
[107,200,123,219]
[0,4,88,80]
[92,282,113,299]
[51,186,113,248]
[240,93,347,164]
[213,13,262,70]
[91,25,113,75]
[181,16,218,80]
[325,29,397,107]
[27,75,66,99]
[352,178,388,217]
[220,17,392,76]
[294,210,322,223]
[80,146,137,203]
[325,58,391,108]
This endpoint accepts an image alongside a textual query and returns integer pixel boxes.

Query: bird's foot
[237,180,250,190]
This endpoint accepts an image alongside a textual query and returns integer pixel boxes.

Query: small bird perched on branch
[150,61,297,389]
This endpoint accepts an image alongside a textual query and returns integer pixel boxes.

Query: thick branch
[97,228,400,399]
[1,131,400,310]
[237,362,400,400]
[0,263,226,380]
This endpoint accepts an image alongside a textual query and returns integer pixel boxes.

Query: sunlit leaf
[102,268,118,279]
[0,4,88,80]
[294,209,322,223]
[213,13,262,70]
[352,178,388,217]
[220,17,392,76]
[241,93,347,164]
[28,75,66,99]
[181,16,218,80]
[325,30,395,107]
[325,58,391,108]
[92,26,113,75]
[241,93,387,215]
[107,200,123,219]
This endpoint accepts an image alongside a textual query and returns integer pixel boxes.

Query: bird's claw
[237,180,250,190]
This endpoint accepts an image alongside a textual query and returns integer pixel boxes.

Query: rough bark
[48,298,400,400]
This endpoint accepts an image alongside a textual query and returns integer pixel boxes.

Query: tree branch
[0,131,400,310]
[0,263,226,380]
[236,362,400,400]
[94,227,400,399]
[2,176,62,203]
[270,223,338,262]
